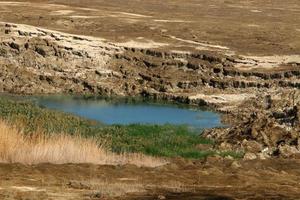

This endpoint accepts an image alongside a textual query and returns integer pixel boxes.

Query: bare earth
[1,158,300,200]
[1,0,299,56]
[0,0,300,199]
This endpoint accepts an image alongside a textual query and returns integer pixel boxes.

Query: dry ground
[1,158,300,199]
[0,0,299,56]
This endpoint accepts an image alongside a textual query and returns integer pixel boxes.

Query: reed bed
[0,120,166,167]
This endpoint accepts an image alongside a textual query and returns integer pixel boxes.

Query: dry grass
[0,120,167,167]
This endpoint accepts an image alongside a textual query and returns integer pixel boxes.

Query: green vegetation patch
[99,124,215,159]
[0,97,243,159]
[0,97,96,135]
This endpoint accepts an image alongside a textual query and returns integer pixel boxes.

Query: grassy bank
[0,97,243,159]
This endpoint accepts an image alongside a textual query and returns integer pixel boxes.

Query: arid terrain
[1,158,300,200]
[0,0,300,199]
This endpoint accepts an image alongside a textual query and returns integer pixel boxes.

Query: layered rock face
[0,23,122,94]
[1,22,300,158]
[1,23,300,97]
[204,91,300,159]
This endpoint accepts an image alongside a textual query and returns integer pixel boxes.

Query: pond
[29,96,223,129]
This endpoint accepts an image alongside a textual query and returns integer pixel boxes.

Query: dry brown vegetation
[0,120,166,167]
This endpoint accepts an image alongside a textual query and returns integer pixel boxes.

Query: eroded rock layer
[1,22,300,159]
[1,23,300,97]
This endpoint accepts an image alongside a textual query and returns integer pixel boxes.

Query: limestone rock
[279,145,300,158]
[231,161,241,169]
[242,140,263,153]
[243,153,257,160]
[219,142,232,151]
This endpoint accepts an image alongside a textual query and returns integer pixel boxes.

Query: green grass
[0,97,96,135]
[99,124,215,158]
[0,97,244,159]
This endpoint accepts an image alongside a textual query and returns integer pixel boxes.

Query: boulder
[219,142,233,151]
[242,140,263,153]
[278,145,300,158]
[243,153,257,160]
[257,153,269,160]
[231,161,241,169]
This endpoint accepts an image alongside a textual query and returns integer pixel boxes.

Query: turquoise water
[30,96,222,129]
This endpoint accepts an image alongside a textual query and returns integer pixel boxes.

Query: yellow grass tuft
[0,120,167,167]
